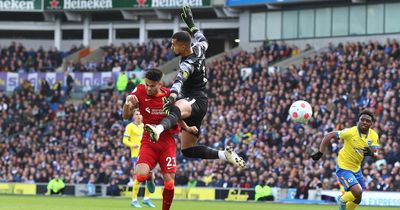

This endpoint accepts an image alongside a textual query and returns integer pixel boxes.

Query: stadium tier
[1,0,400,209]
[1,40,399,190]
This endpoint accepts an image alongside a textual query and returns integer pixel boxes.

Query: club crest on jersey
[367,139,372,146]
[145,107,165,115]
[182,71,189,79]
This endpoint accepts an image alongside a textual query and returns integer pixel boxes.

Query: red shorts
[137,133,177,173]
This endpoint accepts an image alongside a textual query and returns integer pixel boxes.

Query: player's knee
[352,190,362,199]
[175,100,191,117]
[136,174,147,182]
[353,194,362,204]
[164,180,175,190]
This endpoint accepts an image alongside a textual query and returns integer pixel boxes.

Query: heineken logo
[43,0,210,10]
[151,0,203,7]
[50,0,59,9]
[136,0,146,7]
[0,0,34,10]
[64,0,112,10]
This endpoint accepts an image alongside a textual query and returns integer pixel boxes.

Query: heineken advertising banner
[0,71,146,92]
[44,0,211,10]
[0,0,42,11]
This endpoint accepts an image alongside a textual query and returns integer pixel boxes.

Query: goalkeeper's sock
[182,146,219,159]
[160,105,181,131]
[342,191,356,202]
[155,125,164,133]
[218,151,227,161]
[346,201,359,210]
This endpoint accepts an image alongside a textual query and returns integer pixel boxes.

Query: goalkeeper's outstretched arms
[311,131,338,161]
[181,5,198,33]
[180,5,208,50]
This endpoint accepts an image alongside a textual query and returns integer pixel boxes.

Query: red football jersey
[130,84,180,138]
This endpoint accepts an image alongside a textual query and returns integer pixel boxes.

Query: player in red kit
[122,68,197,210]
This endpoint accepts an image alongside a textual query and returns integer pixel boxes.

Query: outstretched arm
[311,131,338,161]
[181,5,198,33]
[193,31,208,52]
[180,5,208,55]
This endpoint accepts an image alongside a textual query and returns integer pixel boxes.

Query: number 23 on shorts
[166,157,176,169]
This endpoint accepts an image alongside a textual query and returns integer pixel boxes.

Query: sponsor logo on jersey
[145,107,165,115]
[367,139,372,146]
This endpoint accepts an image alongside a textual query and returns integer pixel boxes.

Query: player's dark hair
[145,68,163,82]
[359,109,375,122]
[172,31,191,44]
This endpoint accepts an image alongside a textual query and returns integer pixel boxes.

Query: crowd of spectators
[0,42,83,72]
[186,38,400,192]
[65,40,174,72]
[0,39,399,196]
[0,40,173,73]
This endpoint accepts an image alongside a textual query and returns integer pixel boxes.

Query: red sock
[162,188,174,210]
[147,172,152,181]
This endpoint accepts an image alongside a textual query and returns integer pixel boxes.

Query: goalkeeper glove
[180,5,198,33]
[311,151,323,161]
[162,93,177,115]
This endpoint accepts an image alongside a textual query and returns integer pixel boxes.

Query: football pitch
[0,195,399,210]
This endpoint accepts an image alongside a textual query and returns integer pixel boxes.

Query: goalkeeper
[145,5,245,169]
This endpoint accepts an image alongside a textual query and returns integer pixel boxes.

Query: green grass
[0,195,399,210]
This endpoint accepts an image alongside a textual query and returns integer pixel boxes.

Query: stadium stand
[0,40,399,194]
[99,40,174,72]
[170,39,400,191]
[0,42,84,72]
[0,40,173,73]
[62,40,173,72]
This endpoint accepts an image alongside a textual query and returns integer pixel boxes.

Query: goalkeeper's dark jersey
[170,31,208,98]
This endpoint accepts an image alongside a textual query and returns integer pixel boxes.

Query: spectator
[40,79,52,97]
[255,180,274,201]
[46,174,65,195]
[107,178,120,196]
[66,74,74,96]
[187,175,197,188]
[86,174,96,196]
[295,180,309,199]
[116,72,128,94]
[208,175,223,187]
